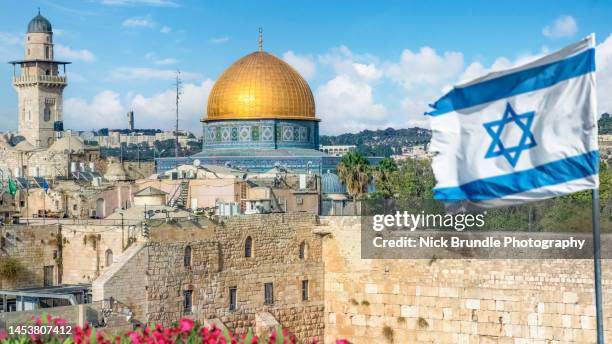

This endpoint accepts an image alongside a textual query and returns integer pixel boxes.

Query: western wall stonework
[319,216,611,343]
[90,213,611,343]
[93,213,325,341]
[0,224,60,289]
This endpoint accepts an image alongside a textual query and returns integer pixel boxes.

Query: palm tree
[337,150,371,198]
[374,157,398,198]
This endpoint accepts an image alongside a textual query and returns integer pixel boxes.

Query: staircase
[169,181,189,208]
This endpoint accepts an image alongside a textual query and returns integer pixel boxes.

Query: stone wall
[61,224,127,284]
[94,213,325,341]
[320,216,612,343]
[92,243,148,320]
[0,224,60,289]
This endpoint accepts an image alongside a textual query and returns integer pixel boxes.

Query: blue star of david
[483,103,537,167]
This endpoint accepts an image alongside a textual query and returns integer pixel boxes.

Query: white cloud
[543,15,578,39]
[210,37,230,44]
[64,91,126,129]
[122,17,156,28]
[282,51,316,79]
[130,80,214,129]
[145,52,177,65]
[110,67,200,81]
[596,33,612,117]
[320,46,382,81]
[101,0,179,7]
[316,46,388,134]
[64,81,214,131]
[385,47,464,89]
[317,75,387,133]
[55,45,96,63]
[153,58,178,65]
[160,25,171,34]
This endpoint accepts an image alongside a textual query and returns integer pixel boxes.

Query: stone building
[1,12,100,181]
[9,11,69,149]
[93,213,324,339]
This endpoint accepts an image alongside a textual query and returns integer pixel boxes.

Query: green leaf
[223,327,231,343]
[244,329,254,344]
[275,326,283,344]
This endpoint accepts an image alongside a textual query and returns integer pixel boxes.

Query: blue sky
[0,0,611,134]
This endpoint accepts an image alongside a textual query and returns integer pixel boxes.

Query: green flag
[7,179,17,196]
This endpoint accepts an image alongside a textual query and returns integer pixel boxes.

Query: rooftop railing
[12,75,67,85]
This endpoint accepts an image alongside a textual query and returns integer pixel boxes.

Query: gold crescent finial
[258,27,263,52]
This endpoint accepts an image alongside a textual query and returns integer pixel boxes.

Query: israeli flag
[427,34,599,203]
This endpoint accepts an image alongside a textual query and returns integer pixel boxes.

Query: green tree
[374,157,398,198]
[337,150,372,198]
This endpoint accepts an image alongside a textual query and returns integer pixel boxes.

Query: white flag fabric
[427,34,599,203]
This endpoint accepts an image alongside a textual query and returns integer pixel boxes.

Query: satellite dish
[193,159,201,167]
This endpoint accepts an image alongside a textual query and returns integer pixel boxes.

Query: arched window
[299,241,308,260]
[105,249,113,267]
[244,236,252,258]
[44,105,51,122]
[184,245,192,267]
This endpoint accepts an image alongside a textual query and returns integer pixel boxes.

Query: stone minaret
[10,10,69,148]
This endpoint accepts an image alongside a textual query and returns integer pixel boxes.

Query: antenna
[174,70,182,161]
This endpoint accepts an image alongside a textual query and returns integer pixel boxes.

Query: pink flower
[179,318,194,332]
[335,340,350,344]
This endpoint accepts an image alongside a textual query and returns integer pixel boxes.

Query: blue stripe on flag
[433,150,599,201]
[427,49,595,116]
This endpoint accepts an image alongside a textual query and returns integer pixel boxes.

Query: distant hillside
[320,127,431,157]
[322,116,611,157]
[600,113,612,134]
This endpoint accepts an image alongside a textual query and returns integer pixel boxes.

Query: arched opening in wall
[105,249,113,267]
[45,46,49,59]
[95,198,105,219]
[44,106,51,122]
[45,69,50,76]
[244,236,252,258]
[299,241,308,260]
[184,245,192,267]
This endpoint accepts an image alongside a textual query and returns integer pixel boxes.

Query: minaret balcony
[12,75,67,86]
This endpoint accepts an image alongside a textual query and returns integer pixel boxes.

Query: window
[105,249,113,267]
[43,266,54,287]
[244,236,252,258]
[264,282,273,305]
[299,241,308,260]
[44,106,51,122]
[302,280,309,301]
[183,290,192,314]
[184,245,192,267]
[229,287,237,311]
[45,46,49,59]
[73,204,77,211]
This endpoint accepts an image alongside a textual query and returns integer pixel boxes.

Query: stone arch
[299,241,308,260]
[105,249,113,267]
[184,245,192,267]
[244,236,253,258]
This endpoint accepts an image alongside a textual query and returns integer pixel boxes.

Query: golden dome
[205,51,316,121]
